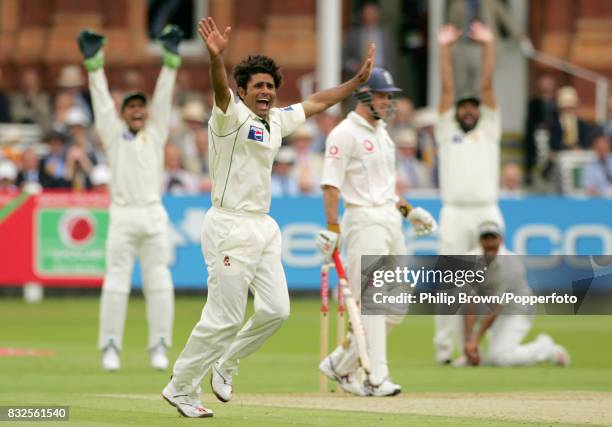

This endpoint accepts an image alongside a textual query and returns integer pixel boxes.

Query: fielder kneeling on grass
[78,25,183,372]
[459,221,570,367]
[317,68,437,397]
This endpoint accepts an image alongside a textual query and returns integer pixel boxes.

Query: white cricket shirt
[89,67,176,207]
[208,90,305,213]
[435,106,501,205]
[321,112,397,206]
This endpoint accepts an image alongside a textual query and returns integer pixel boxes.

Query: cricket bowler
[162,17,376,418]
[433,22,505,364]
[77,26,183,371]
[317,67,437,396]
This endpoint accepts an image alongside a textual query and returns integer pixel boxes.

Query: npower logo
[58,209,97,247]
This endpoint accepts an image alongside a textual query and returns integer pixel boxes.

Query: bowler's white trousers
[328,203,406,385]
[171,207,289,394]
[98,204,174,351]
[434,203,504,362]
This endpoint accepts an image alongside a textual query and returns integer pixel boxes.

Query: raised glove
[77,29,106,72]
[159,24,184,69]
[317,229,339,262]
[407,207,437,237]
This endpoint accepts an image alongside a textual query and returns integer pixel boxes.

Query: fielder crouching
[317,68,437,396]
[78,26,183,372]
[459,221,570,367]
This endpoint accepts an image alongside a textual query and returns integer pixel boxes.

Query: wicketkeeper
[77,25,183,372]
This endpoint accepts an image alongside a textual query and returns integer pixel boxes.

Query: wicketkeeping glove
[406,207,438,237]
[317,229,339,262]
[158,24,184,69]
[77,29,106,72]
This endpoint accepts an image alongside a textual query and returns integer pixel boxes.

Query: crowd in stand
[0,63,611,198]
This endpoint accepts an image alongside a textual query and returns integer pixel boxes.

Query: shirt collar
[348,111,386,132]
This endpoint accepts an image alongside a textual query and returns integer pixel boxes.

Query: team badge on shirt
[122,130,136,141]
[248,125,265,142]
[452,134,463,144]
[281,105,294,111]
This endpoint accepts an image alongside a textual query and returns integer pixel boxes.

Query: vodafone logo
[58,209,96,247]
[364,139,374,152]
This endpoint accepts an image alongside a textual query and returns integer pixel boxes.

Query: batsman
[77,26,183,371]
[317,68,437,396]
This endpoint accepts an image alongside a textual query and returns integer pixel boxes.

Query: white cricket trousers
[434,203,504,362]
[171,207,289,395]
[98,204,174,351]
[328,204,406,385]
[484,315,557,366]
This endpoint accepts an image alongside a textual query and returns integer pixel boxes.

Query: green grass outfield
[0,296,611,426]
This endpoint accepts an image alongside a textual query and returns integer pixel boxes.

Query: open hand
[438,24,461,46]
[198,17,231,57]
[469,21,494,44]
[353,43,376,84]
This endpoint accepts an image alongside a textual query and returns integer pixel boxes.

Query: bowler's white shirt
[435,106,501,205]
[208,90,305,213]
[89,67,176,207]
[321,112,397,206]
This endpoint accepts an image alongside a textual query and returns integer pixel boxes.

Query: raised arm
[469,21,496,109]
[198,17,232,112]
[301,44,376,119]
[437,25,461,113]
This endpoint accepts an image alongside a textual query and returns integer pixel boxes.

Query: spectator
[343,2,396,78]
[173,100,209,175]
[51,91,76,132]
[390,97,415,131]
[90,164,110,193]
[10,67,52,130]
[65,108,93,149]
[500,162,525,198]
[603,95,612,139]
[395,128,433,193]
[0,159,17,191]
[56,65,92,122]
[311,112,340,153]
[64,143,94,191]
[524,74,557,185]
[1,127,22,163]
[0,67,11,122]
[175,70,205,108]
[289,124,323,195]
[40,130,71,189]
[582,134,612,197]
[414,107,438,168]
[271,147,299,197]
[162,143,199,195]
[15,147,42,189]
[548,86,593,151]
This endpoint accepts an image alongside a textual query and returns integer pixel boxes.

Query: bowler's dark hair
[232,55,283,92]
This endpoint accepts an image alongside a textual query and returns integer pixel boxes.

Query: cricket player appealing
[460,221,570,367]
[77,26,183,372]
[162,17,376,418]
[434,22,505,364]
[317,68,437,396]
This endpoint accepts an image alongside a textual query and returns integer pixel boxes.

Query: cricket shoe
[365,378,401,397]
[210,361,233,402]
[319,356,368,396]
[102,345,120,372]
[150,344,169,371]
[162,381,213,418]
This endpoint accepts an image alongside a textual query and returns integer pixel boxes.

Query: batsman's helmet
[354,67,402,120]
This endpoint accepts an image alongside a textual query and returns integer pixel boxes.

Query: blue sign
[131,196,612,290]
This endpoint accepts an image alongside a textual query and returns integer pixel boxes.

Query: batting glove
[407,207,437,237]
[158,24,184,69]
[77,29,106,72]
[317,229,339,262]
